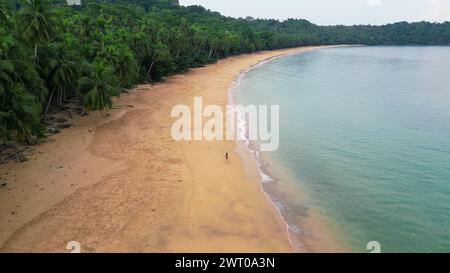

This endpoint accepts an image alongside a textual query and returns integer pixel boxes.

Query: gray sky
[178,0,450,26]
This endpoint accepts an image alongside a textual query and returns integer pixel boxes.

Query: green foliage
[0,59,14,98]
[1,31,44,141]
[111,45,139,87]
[0,84,41,141]
[0,0,13,25]
[0,0,449,141]
[78,60,119,111]
[17,0,55,46]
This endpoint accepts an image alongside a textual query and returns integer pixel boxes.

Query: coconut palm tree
[17,0,54,62]
[0,60,14,107]
[113,47,139,88]
[1,32,45,141]
[0,53,15,139]
[147,41,170,81]
[0,83,41,141]
[131,31,152,79]
[43,56,80,114]
[0,34,17,106]
[0,0,12,25]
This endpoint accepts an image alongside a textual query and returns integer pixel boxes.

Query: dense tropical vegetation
[1,0,449,141]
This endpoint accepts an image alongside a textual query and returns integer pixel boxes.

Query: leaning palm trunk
[44,89,55,116]
[138,58,142,75]
[58,89,63,106]
[34,43,37,64]
[147,60,155,81]
[195,47,201,57]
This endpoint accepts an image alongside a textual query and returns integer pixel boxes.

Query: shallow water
[235,46,450,253]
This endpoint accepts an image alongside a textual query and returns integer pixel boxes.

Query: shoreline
[1,46,337,252]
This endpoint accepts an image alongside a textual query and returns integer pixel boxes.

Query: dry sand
[0,46,341,252]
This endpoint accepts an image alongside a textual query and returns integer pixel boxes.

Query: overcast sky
[178,0,450,26]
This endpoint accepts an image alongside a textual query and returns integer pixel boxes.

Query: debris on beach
[47,127,61,134]
[43,114,72,136]
[0,143,30,164]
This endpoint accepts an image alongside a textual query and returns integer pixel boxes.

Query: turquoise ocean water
[234,46,450,252]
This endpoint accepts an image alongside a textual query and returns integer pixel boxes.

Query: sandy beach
[0,46,340,253]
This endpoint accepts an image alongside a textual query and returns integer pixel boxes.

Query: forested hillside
[1,0,449,141]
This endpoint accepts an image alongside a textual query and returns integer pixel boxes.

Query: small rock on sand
[56,122,71,129]
[10,153,28,163]
[47,127,61,134]
[56,117,68,123]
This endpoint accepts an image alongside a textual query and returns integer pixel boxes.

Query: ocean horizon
[234,46,450,253]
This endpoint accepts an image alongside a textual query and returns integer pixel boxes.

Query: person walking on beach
[225,153,229,161]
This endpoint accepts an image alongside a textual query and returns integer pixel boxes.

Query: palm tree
[0,60,14,97]
[1,33,45,141]
[131,31,152,78]
[0,35,16,104]
[77,61,119,112]
[77,14,94,42]
[0,0,12,25]
[147,42,170,81]
[0,83,41,141]
[0,45,15,139]
[17,0,54,62]
[113,47,138,88]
